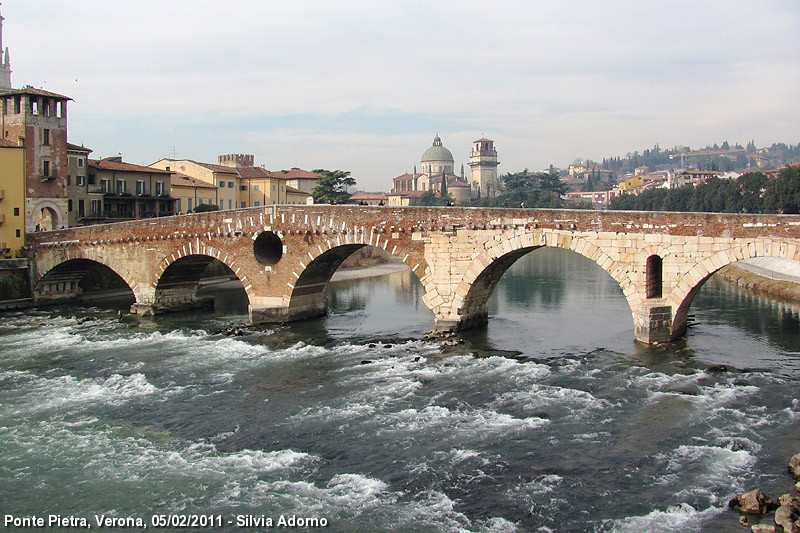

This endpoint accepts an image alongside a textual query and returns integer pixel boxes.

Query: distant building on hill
[389,135,499,205]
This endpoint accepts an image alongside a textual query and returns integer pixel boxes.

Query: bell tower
[469,138,499,199]
[0,5,12,90]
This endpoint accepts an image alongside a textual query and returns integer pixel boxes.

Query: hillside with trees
[609,166,800,214]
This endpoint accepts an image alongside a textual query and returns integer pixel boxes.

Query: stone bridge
[25,205,800,344]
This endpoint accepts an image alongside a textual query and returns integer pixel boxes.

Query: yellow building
[170,174,219,213]
[153,154,311,207]
[0,140,27,257]
[150,158,237,210]
[618,175,644,192]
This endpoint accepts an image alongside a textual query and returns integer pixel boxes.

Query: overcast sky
[5,1,799,190]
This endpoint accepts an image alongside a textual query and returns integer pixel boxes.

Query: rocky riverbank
[728,453,800,532]
[716,264,800,303]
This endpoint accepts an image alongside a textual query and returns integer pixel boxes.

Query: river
[1,248,799,532]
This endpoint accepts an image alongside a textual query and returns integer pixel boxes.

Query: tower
[0,6,12,90]
[469,138,499,199]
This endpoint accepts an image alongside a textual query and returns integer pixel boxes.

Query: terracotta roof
[89,158,173,174]
[351,192,389,200]
[237,166,272,179]
[153,159,239,175]
[0,138,21,148]
[0,86,72,100]
[393,172,424,180]
[171,173,217,189]
[446,176,470,187]
[275,167,322,179]
[474,137,493,142]
[67,143,92,153]
[286,185,311,195]
[388,190,426,198]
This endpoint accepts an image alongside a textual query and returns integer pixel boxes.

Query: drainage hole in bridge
[254,231,283,265]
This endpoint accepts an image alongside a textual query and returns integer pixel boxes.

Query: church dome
[421,135,454,163]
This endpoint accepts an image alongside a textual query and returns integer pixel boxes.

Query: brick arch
[668,239,800,338]
[449,230,638,325]
[153,244,254,299]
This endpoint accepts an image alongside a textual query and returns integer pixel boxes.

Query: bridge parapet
[26,206,800,344]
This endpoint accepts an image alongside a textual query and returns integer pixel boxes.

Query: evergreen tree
[311,169,356,204]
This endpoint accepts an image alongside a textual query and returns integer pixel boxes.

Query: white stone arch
[29,200,65,232]
[280,224,426,319]
[667,238,800,338]
[32,250,136,301]
[448,229,639,326]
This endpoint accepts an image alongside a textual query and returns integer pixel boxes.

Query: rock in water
[729,489,777,514]
[774,494,800,533]
[750,524,775,533]
[790,453,800,479]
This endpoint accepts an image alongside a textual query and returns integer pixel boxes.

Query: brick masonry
[26,206,800,344]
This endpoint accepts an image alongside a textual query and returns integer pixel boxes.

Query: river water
[2,248,799,532]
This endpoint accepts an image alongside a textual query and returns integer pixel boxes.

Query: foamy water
[1,250,799,532]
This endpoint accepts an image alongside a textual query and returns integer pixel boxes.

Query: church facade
[389,135,499,205]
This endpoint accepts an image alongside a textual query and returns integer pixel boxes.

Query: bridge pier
[129,282,212,317]
[433,310,488,332]
[248,294,327,325]
[633,303,676,344]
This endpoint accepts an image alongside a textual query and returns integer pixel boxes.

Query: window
[155,181,164,196]
[42,160,51,177]
[78,200,85,218]
[272,184,276,191]
[646,255,663,299]
[240,185,247,191]
[66,175,71,186]
[76,176,84,187]
[240,201,246,208]
[116,179,126,194]
[90,200,100,216]
[188,198,193,211]
[16,229,20,238]
[198,198,203,205]
[68,199,73,212]
[227,182,234,188]
[42,129,50,145]
[176,198,182,212]
[136,181,145,195]
[101,179,111,193]
[254,184,260,191]
[13,207,19,216]
[78,159,84,168]
[88,174,96,185]
[254,201,260,207]
[228,199,232,210]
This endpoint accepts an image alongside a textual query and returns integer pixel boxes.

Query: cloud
[4,0,798,191]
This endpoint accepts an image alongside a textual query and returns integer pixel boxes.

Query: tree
[311,169,356,204]
[193,203,220,213]
[417,189,453,206]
